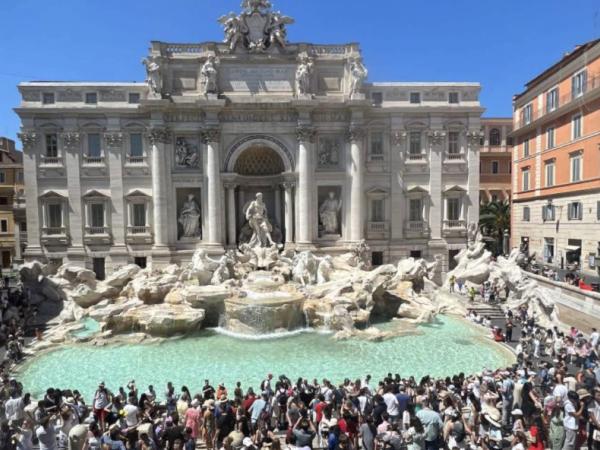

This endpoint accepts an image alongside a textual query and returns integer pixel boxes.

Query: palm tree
[479,200,511,255]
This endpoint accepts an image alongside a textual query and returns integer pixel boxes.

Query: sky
[0,0,598,145]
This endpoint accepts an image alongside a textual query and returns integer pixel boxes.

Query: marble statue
[175,138,200,168]
[319,191,342,235]
[295,53,313,97]
[245,193,275,248]
[317,256,334,284]
[142,56,162,98]
[349,57,368,98]
[241,0,271,12]
[200,56,219,95]
[211,256,231,285]
[318,137,341,168]
[267,12,294,49]
[218,14,247,52]
[178,194,201,238]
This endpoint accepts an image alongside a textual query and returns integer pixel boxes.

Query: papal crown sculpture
[219,0,294,53]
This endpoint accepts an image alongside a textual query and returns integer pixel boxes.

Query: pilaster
[296,126,316,246]
[62,126,86,264]
[19,131,43,260]
[346,125,366,242]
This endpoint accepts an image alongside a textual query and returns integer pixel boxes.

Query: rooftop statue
[218,1,294,53]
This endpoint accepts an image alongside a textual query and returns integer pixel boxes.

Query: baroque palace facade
[15,1,482,277]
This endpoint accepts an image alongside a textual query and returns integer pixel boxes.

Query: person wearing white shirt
[382,388,400,421]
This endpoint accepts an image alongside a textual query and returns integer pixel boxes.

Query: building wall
[480,118,512,203]
[511,40,600,276]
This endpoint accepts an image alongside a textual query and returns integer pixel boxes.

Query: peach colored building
[511,39,600,276]
[480,118,513,203]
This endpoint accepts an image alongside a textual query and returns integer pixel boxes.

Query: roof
[514,39,600,100]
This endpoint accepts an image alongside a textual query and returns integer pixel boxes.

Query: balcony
[404,220,430,239]
[516,72,600,129]
[41,227,69,245]
[83,155,105,166]
[84,226,112,245]
[405,152,426,162]
[126,226,153,245]
[442,219,467,238]
[444,152,465,162]
[366,221,389,240]
[40,155,63,167]
[125,155,147,166]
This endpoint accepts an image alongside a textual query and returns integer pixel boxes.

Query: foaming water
[209,326,318,340]
[16,316,514,401]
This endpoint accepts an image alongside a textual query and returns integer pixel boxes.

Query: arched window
[489,128,501,146]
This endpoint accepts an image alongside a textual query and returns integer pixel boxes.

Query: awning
[565,245,581,252]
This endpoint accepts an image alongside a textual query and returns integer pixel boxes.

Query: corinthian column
[296,126,315,245]
[283,182,295,245]
[149,127,171,248]
[347,126,366,241]
[202,127,222,245]
[225,183,237,247]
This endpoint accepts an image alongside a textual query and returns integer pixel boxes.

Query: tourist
[563,391,584,450]
[415,400,443,450]
[202,399,216,450]
[92,383,110,431]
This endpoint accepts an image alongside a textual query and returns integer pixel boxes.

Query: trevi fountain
[14,197,560,399]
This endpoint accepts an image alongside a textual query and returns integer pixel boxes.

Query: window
[491,161,499,174]
[448,92,459,104]
[87,134,102,157]
[128,93,141,104]
[447,198,460,221]
[597,201,600,221]
[371,92,383,106]
[47,203,63,228]
[570,152,582,182]
[568,202,583,220]
[45,134,58,157]
[542,205,555,221]
[370,132,384,160]
[491,194,498,202]
[543,238,555,263]
[0,220,7,233]
[507,137,514,146]
[129,133,144,157]
[523,104,532,125]
[0,198,7,205]
[90,203,105,228]
[85,92,98,104]
[409,92,421,104]
[410,250,422,259]
[572,70,587,99]
[448,132,460,154]
[409,132,421,155]
[0,172,5,184]
[572,114,582,139]
[42,93,55,105]
[93,258,105,281]
[489,128,501,146]
[523,206,530,222]
[371,251,384,267]
[132,203,147,227]
[17,171,24,183]
[409,198,422,222]
[522,168,530,191]
[546,88,559,112]
[371,199,384,222]
[546,127,555,149]
[545,161,555,187]
[523,138,530,157]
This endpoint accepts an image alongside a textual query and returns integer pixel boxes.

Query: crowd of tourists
[0,307,597,450]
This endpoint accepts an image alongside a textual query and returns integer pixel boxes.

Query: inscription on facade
[219,110,298,122]
[220,65,294,93]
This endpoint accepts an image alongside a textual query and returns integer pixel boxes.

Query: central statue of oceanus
[245,193,275,248]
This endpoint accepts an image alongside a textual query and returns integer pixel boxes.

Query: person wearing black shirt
[203,380,215,400]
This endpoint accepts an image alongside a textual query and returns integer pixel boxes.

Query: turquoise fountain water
[17,316,513,400]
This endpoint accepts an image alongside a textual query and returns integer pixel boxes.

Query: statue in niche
[295,53,313,97]
[175,137,200,168]
[200,56,219,95]
[244,192,275,248]
[319,191,342,235]
[142,56,162,98]
[178,194,202,238]
[318,138,340,167]
[349,57,368,98]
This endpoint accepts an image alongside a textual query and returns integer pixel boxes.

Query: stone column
[428,130,445,240]
[296,126,316,245]
[202,127,223,245]
[391,130,406,240]
[105,131,128,270]
[14,221,22,262]
[18,132,43,260]
[149,127,171,248]
[62,130,86,266]
[347,126,366,241]
[225,183,237,247]
[274,187,282,228]
[283,182,295,245]
[466,131,481,225]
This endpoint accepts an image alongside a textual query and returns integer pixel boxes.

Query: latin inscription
[221,65,294,93]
